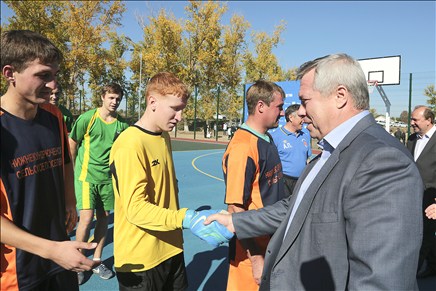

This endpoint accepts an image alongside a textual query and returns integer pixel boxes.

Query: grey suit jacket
[233,115,423,290]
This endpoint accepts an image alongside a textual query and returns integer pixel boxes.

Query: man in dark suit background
[206,53,423,290]
[407,105,436,278]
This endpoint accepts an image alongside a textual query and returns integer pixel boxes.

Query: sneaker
[77,272,85,285]
[92,263,114,280]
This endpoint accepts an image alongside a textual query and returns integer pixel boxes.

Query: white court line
[191,151,224,182]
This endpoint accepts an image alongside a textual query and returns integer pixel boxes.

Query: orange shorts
[226,258,259,290]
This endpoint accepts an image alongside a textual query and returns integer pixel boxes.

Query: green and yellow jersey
[69,109,128,184]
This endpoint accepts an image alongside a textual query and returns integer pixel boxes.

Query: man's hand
[248,251,264,285]
[204,211,235,233]
[183,210,234,247]
[65,197,78,234]
[46,241,98,272]
[424,199,436,220]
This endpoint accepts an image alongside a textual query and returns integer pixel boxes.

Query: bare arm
[64,161,77,233]
[1,216,97,272]
[68,138,78,166]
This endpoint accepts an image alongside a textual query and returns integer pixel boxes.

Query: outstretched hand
[184,210,234,247]
[204,211,235,234]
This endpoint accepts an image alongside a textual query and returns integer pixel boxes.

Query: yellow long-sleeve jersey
[109,126,188,272]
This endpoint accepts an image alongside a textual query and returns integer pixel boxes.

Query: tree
[220,14,250,122]
[244,20,287,83]
[424,84,436,112]
[2,0,126,114]
[183,0,228,127]
[369,108,378,117]
[399,110,409,123]
[130,9,184,116]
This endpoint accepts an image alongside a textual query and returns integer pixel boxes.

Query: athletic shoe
[77,271,85,285]
[92,263,114,280]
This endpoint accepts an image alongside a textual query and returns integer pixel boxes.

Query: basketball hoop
[367,80,378,94]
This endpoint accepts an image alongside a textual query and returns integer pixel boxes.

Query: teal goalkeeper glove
[183,209,234,247]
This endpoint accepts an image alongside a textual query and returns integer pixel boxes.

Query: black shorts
[116,252,188,291]
[27,270,78,291]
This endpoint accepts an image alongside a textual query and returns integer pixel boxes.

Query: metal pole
[407,73,413,138]
[193,84,198,140]
[79,89,82,114]
[125,94,128,119]
[242,84,246,123]
[138,53,143,120]
[215,85,220,141]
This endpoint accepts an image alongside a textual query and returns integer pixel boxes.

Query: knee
[78,211,95,226]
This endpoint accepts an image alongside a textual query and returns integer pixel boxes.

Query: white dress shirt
[283,111,370,239]
[414,125,436,161]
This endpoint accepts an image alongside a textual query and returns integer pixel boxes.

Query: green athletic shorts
[75,180,114,211]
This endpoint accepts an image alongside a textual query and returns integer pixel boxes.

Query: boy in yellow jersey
[69,83,129,284]
[109,72,233,290]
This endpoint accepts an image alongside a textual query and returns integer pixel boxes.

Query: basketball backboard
[358,55,401,85]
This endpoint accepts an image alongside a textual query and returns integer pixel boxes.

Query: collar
[418,125,436,139]
[280,126,302,137]
[241,123,270,142]
[323,110,370,151]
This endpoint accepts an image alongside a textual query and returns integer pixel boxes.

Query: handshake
[183,209,234,247]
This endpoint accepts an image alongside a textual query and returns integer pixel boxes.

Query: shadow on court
[186,246,228,291]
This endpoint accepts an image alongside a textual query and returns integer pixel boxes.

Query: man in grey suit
[407,105,436,278]
[206,53,423,290]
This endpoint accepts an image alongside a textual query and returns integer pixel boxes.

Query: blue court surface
[77,148,436,291]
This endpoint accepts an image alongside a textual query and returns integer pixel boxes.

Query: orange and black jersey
[223,127,285,209]
[1,104,71,290]
[222,127,285,289]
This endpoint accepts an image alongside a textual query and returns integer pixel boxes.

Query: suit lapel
[275,150,340,263]
[273,114,375,267]
[416,132,436,161]
[407,134,417,154]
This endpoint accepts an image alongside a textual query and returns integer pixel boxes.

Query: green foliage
[2,0,126,114]
[424,84,436,112]
[2,0,293,123]
[244,20,287,83]
[399,110,409,123]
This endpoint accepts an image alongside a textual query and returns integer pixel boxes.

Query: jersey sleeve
[110,144,186,231]
[223,143,257,207]
[69,111,91,143]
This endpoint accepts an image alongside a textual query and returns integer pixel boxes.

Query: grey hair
[297,53,369,110]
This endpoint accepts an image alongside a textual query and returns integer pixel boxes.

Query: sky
[1,1,435,117]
